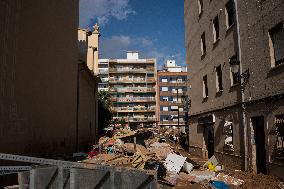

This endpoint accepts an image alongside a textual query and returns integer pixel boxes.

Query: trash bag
[144,159,167,179]
[211,181,229,189]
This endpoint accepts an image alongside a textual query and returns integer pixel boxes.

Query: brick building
[184,0,284,177]
[157,60,188,131]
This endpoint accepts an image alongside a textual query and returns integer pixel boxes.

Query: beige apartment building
[185,0,284,178]
[109,52,157,130]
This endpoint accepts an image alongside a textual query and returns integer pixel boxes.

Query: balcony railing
[109,78,155,83]
[99,69,108,74]
[109,68,154,73]
[113,106,156,112]
[109,87,155,93]
[129,117,156,122]
[159,120,186,125]
[112,117,156,122]
[112,97,156,102]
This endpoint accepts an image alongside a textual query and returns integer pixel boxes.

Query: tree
[98,91,113,134]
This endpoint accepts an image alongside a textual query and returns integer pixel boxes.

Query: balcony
[159,82,187,87]
[159,91,187,96]
[109,67,154,73]
[99,69,108,74]
[159,120,186,126]
[129,117,156,122]
[109,78,156,84]
[160,111,185,115]
[109,87,155,93]
[113,106,156,112]
[100,78,109,82]
[159,101,183,106]
[112,97,156,102]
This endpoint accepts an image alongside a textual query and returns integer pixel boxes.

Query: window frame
[215,65,223,92]
[198,0,203,16]
[201,32,206,56]
[203,75,208,98]
[213,16,220,43]
[268,22,284,67]
[225,0,235,29]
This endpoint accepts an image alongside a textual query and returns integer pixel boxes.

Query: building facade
[78,25,101,149]
[98,59,109,92]
[0,0,79,158]
[157,60,188,131]
[109,52,157,130]
[185,0,284,177]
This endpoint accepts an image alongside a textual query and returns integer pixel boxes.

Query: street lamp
[229,57,250,80]
[229,56,250,171]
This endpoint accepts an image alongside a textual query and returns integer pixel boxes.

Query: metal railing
[110,87,155,93]
[112,97,156,102]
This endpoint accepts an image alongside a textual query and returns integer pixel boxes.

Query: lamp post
[229,57,250,171]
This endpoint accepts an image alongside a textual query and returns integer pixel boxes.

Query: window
[223,121,234,151]
[274,114,284,159]
[201,32,206,56]
[269,22,284,67]
[203,75,208,98]
[225,0,235,28]
[213,16,220,42]
[162,78,168,82]
[198,0,203,16]
[162,87,168,91]
[216,65,223,92]
[162,106,169,111]
[162,97,168,101]
[171,106,178,111]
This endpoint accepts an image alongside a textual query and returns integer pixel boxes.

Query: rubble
[82,128,282,189]
[213,173,244,186]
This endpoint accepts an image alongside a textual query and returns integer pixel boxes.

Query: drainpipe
[234,0,248,171]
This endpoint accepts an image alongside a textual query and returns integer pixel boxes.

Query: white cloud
[79,0,136,27]
[99,35,167,69]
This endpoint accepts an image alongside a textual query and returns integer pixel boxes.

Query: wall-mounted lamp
[229,58,250,80]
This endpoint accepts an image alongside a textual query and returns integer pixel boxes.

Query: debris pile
[81,128,281,189]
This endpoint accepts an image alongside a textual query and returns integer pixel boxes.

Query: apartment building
[98,59,109,92]
[109,52,157,130]
[185,0,284,177]
[157,60,188,131]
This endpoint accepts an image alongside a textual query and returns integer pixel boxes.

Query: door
[204,124,215,158]
[252,116,267,174]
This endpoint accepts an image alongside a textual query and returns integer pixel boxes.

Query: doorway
[204,124,215,158]
[252,116,267,174]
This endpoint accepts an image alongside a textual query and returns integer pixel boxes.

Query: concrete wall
[78,64,99,151]
[0,0,78,156]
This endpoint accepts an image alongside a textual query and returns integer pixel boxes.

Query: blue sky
[79,0,185,69]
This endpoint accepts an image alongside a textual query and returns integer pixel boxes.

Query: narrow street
[1,0,284,188]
